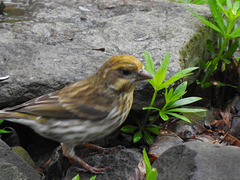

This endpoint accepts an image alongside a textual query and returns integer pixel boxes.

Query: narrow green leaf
[166,88,174,100]
[209,0,226,33]
[144,51,155,76]
[221,58,231,64]
[133,130,143,143]
[155,52,170,90]
[72,174,80,180]
[187,9,223,34]
[0,129,12,133]
[160,111,169,121]
[167,108,207,113]
[146,169,158,180]
[226,0,232,10]
[229,26,240,38]
[233,1,240,13]
[121,125,137,133]
[146,127,160,135]
[169,92,187,105]
[143,107,160,111]
[215,81,237,88]
[168,97,202,109]
[148,79,154,87]
[191,0,208,5]
[90,176,97,180]
[199,60,207,69]
[160,67,198,89]
[167,112,191,123]
[0,119,4,124]
[223,38,239,58]
[143,149,151,175]
[173,82,187,97]
[143,130,154,144]
[216,0,229,19]
[206,39,216,54]
[219,0,226,6]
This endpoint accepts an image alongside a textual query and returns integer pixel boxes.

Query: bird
[0,55,153,173]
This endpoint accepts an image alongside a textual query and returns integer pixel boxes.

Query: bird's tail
[0,110,47,124]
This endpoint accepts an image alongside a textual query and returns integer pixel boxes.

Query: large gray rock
[152,141,240,180]
[0,0,214,109]
[64,148,142,180]
[0,139,41,180]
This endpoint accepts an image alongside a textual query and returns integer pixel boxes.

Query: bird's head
[95,55,153,92]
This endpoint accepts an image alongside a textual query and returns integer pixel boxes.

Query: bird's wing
[4,86,114,121]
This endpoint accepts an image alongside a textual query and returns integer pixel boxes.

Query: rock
[0,139,41,180]
[0,0,214,110]
[12,146,35,168]
[152,141,240,180]
[64,148,142,180]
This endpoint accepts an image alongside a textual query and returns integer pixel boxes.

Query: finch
[0,55,152,173]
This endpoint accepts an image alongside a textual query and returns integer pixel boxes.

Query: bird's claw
[74,165,111,174]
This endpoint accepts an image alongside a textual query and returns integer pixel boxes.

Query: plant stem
[202,37,228,83]
[142,90,158,125]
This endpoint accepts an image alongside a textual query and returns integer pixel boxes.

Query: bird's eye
[120,69,132,76]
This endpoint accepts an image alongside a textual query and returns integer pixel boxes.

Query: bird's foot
[81,143,124,154]
[74,164,111,174]
[73,154,111,174]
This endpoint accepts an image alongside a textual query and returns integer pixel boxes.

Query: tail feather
[0,110,47,124]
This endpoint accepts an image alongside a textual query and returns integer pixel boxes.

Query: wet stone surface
[0,0,214,110]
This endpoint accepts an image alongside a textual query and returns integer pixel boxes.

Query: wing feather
[4,81,115,121]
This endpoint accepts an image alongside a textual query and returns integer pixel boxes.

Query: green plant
[188,0,240,87]
[143,148,157,180]
[0,120,12,133]
[177,0,208,5]
[72,174,96,180]
[121,51,205,144]
[143,81,204,123]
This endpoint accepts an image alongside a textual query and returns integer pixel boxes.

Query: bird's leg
[81,143,123,154]
[61,143,110,174]
[71,154,110,174]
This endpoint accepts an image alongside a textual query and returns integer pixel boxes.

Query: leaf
[209,0,226,33]
[146,127,160,135]
[89,176,97,180]
[146,169,158,180]
[143,130,154,144]
[159,111,169,121]
[143,149,151,175]
[172,82,187,97]
[143,107,160,111]
[159,67,198,89]
[226,0,232,11]
[167,112,191,123]
[206,39,216,54]
[72,174,80,180]
[144,51,155,76]
[191,0,208,5]
[215,81,237,88]
[167,97,203,109]
[167,108,207,113]
[187,9,223,35]
[0,129,12,133]
[133,130,143,143]
[216,0,229,19]
[121,125,137,133]
[154,52,170,90]
[166,88,174,102]
[229,26,240,38]
[221,58,231,64]
[233,1,240,13]
[0,119,4,125]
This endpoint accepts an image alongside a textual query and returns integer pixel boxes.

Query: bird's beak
[136,67,153,81]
